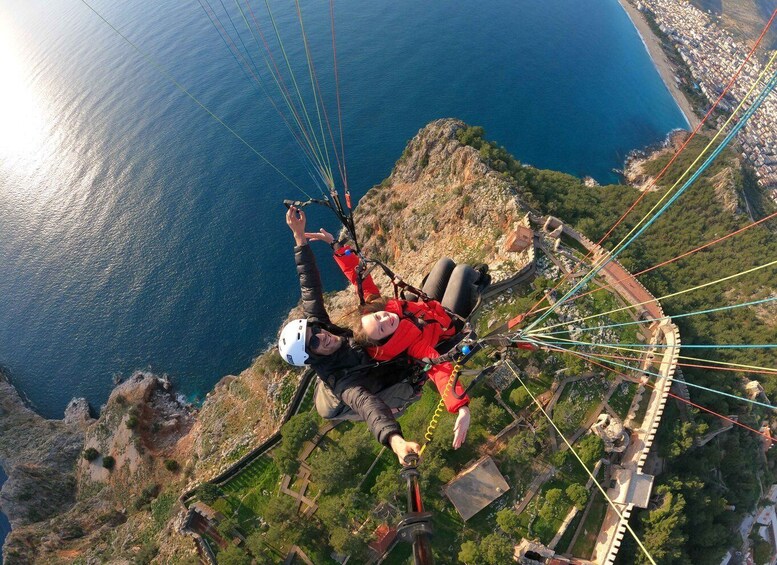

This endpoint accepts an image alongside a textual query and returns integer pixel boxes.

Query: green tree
[372,469,403,504]
[496,508,521,536]
[458,540,480,564]
[577,217,603,241]
[275,412,319,476]
[216,544,251,565]
[164,459,179,472]
[82,447,99,462]
[216,516,239,541]
[638,488,689,564]
[481,533,513,564]
[311,444,353,493]
[317,489,368,527]
[102,455,115,470]
[509,387,531,410]
[505,430,537,466]
[340,429,373,460]
[539,488,567,522]
[550,449,568,468]
[263,496,296,527]
[245,532,274,564]
[753,538,771,565]
[566,483,589,510]
[329,526,368,561]
[197,483,222,505]
[576,434,604,469]
[471,397,506,434]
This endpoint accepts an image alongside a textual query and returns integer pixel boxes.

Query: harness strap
[365,257,468,324]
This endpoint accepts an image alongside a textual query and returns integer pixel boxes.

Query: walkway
[514,462,555,515]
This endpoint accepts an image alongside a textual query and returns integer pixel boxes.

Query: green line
[263,0,332,184]
[78,0,311,197]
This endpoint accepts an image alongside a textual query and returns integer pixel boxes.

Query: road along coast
[618,0,701,129]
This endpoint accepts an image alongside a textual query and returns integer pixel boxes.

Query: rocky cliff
[0,118,533,563]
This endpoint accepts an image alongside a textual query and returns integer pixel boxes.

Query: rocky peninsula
[0,118,535,563]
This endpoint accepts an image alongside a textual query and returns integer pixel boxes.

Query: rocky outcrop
[623,129,689,191]
[348,119,528,292]
[0,370,87,530]
[711,165,745,215]
[0,118,534,563]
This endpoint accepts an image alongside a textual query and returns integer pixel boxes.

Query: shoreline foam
[617,0,701,129]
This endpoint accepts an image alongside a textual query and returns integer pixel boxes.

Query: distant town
[636,0,777,197]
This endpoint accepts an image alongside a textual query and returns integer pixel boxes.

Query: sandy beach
[618,0,701,129]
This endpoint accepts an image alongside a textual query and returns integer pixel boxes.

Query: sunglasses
[308,326,324,351]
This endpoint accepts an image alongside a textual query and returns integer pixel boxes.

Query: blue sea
[0,0,687,549]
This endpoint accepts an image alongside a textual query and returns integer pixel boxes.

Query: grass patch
[632,387,652,427]
[569,490,607,559]
[556,508,584,553]
[609,381,638,420]
[297,378,318,413]
[552,377,609,435]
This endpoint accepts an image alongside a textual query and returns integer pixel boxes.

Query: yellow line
[526,334,777,374]
[527,259,777,334]
[578,50,777,284]
[505,361,657,565]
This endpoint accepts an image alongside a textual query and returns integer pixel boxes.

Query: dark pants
[314,258,479,422]
[314,379,418,421]
[422,258,480,321]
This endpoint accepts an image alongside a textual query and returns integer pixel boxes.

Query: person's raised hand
[305,228,335,245]
[452,406,470,449]
[285,206,307,245]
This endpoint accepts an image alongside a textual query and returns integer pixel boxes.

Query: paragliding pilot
[278,206,421,463]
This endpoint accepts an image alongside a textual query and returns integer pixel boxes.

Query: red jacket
[334,246,469,412]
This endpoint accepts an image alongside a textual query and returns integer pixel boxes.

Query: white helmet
[278,318,309,366]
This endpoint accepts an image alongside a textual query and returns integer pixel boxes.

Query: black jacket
[295,244,403,446]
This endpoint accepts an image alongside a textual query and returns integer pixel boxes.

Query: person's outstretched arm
[286,206,331,325]
[336,380,419,462]
[306,228,381,300]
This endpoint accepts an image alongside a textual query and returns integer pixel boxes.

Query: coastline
[617,0,701,129]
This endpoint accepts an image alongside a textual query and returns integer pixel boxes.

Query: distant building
[505,225,535,253]
[590,414,630,453]
[369,523,397,556]
[444,456,510,521]
[609,468,654,509]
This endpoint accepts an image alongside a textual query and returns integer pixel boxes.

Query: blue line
[532,340,777,349]
[198,0,324,189]
[533,296,777,337]
[527,339,777,411]
[525,71,777,333]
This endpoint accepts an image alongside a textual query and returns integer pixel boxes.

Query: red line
[560,349,777,376]
[548,345,774,443]
[549,210,777,310]
[523,10,777,320]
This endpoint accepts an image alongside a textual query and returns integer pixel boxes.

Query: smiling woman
[0,23,48,162]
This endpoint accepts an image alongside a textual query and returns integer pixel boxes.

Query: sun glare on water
[0,21,48,162]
